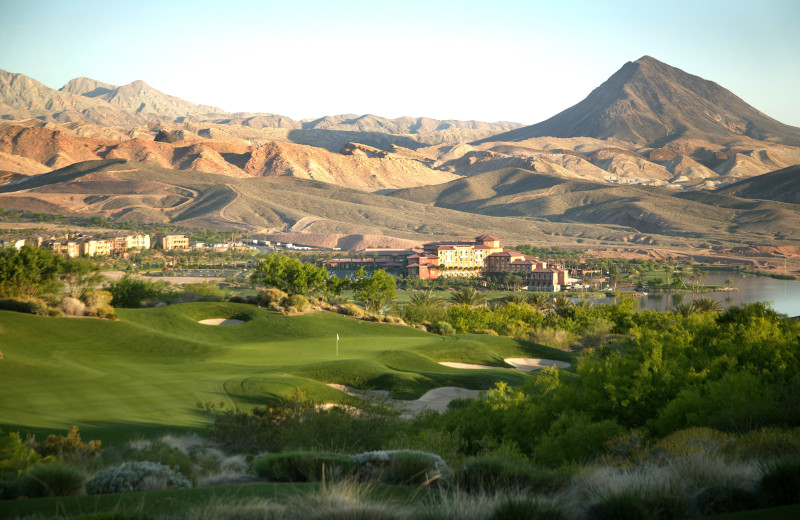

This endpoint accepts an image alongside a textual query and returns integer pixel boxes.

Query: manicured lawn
[0,303,570,443]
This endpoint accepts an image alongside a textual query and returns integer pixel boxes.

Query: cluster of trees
[250,254,396,314]
[436,302,800,464]
[0,246,102,300]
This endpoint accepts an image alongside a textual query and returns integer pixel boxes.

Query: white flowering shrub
[86,461,191,494]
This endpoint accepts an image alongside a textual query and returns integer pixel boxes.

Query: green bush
[86,461,191,494]
[19,463,85,497]
[758,457,800,507]
[356,450,447,486]
[284,294,310,311]
[251,451,357,482]
[0,297,50,315]
[431,321,456,335]
[456,454,567,493]
[489,497,566,520]
[0,429,40,480]
[107,276,174,308]
[694,485,759,516]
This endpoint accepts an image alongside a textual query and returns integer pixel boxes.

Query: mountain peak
[474,57,800,147]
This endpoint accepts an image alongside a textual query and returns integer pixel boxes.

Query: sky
[1,0,799,125]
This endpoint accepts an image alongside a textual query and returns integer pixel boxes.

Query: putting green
[0,302,572,441]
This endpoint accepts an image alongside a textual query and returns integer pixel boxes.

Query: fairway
[0,303,571,442]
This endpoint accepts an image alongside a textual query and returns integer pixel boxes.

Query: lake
[583,270,800,317]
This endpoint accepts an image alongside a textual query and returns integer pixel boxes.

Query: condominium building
[156,234,190,251]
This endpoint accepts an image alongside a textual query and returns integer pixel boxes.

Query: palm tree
[409,290,444,308]
[505,292,528,305]
[691,297,722,313]
[671,303,694,317]
[527,292,550,310]
[725,278,734,290]
[450,287,486,307]
[550,295,573,317]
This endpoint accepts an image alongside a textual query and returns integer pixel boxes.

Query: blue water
[582,270,800,317]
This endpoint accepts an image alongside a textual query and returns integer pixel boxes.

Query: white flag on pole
[336,334,339,340]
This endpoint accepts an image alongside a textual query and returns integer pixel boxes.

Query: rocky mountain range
[1,57,799,253]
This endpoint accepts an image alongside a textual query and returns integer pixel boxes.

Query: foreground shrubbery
[86,461,192,494]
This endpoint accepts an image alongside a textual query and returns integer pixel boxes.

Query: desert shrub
[337,303,364,317]
[190,498,285,520]
[19,463,85,497]
[179,281,226,302]
[431,321,456,335]
[284,294,310,311]
[357,450,447,486]
[41,425,101,462]
[489,496,566,520]
[757,457,800,507]
[256,288,287,307]
[81,289,113,309]
[122,441,195,482]
[0,429,41,480]
[285,481,405,520]
[693,485,759,516]
[91,304,116,318]
[251,451,356,482]
[721,427,800,462]
[60,297,87,316]
[86,461,191,494]
[456,454,567,493]
[653,427,730,459]
[530,327,576,350]
[0,297,50,315]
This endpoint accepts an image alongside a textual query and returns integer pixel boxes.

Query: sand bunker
[439,361,498,370]
[326,383,480,416]
[504,358,571,371]
[198,318,245,326]
[439,358,571,372]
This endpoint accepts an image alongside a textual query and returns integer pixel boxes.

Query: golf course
[0,302,572,443]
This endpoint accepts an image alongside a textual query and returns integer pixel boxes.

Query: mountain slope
[389,167,800,242]
[475,56,800,147]
[714,164,800,204]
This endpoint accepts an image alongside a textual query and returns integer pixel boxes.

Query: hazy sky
[1,0,798,125]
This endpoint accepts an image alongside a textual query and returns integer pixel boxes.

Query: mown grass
[0,303,565,443]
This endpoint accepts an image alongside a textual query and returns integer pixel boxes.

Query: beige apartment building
[111,233,151,252]
[80,239,112,257]
[156,234,190,251]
